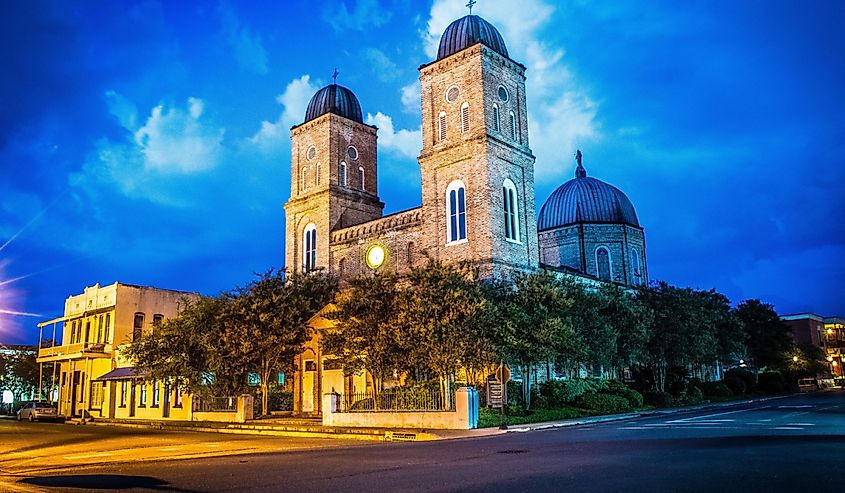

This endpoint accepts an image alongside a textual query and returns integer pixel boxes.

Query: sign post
[495,363,511,430]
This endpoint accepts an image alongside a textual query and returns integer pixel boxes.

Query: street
[2,391,843,492]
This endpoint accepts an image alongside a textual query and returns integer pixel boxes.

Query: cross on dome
[466,0,476,15]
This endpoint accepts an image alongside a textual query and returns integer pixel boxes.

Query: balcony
[825,338,845,349]
[37,342,114,362]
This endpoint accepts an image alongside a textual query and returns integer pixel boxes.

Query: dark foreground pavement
[7,390,845,493]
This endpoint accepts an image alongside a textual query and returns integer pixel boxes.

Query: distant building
[36,282,198,419]
[781,313,844,377]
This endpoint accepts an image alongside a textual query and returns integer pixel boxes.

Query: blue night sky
[2,0,844,344]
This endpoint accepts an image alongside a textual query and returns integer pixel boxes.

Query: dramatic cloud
[400,81,421,113]
[323,0,390,32]
[249,75,320,153]
[218,1,269,74]
[365,112,421,160]
[361,48,400,82]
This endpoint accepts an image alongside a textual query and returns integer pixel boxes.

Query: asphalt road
[4,391,844,493]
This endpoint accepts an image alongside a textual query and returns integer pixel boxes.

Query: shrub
[575,393,631,414]
[674,390,703,406]
[696,381,733,397]
[537,378,606,408]
[723,376,747,396]
[686,384,703,401]
[602,380,644,408]
[725,368,756,394]
[758,371,786,393]
[643,390,674,407]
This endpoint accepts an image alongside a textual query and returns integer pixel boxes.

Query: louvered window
[438,112,447,141]
[460,102,470,133]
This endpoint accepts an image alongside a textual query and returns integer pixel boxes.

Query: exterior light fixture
[366,244,386,269]
[793,356,799,362]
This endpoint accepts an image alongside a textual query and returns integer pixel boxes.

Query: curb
[504,393,795,433]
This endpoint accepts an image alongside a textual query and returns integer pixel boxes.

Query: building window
[139,382,147,407]
[445,85,460,103]
[596,247,612,281]
[446,181,467,244]
[152,314,164,334]
[498,85,510,102]
[120,381,127,407]
[339,161,347,186]
[502,179,519,242]
[460,102,470,133]
[492,104,500,133]
[173,385,182,408]
[315,162,321,186]
[347,145,358,160]
[438,111,447,141]
[133,313,144,341]
[152,381,160,407]
[338,258,346,277]
[97,315,103,343]
[303,223,317,272]
[359,166,365,191]
[85,321,91,344]
[509,111,517,141]
[631,248,642,285]
[104,314,110,343]
[306,145,316,160]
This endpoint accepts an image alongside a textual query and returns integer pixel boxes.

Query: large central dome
[538,162,640,231]
[304,83,363,124]
[437,15,508,61]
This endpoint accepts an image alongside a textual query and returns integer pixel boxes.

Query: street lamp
[793,356,799,363]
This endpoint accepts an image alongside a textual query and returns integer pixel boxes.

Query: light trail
[0,183,76,254]
[0,309,42,318]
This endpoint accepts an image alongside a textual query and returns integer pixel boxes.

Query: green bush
[723,376,747,396]
[643,390,674,407]
[537,378,606,408]
[758,371,786,393]
[695,381,733,397]
[686,384,703,401]
[602,380,644,408]
[575,393,631,414]
[674,389,703,406]
[725,368,756,394]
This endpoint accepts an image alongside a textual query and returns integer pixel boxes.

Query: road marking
[774,426,803,430]
[63,452,113,460]
[786,423,815,426]
[667,407,763,424]
[619,427,648,430]
[778,405,813,409]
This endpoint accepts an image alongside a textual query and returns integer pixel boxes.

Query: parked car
[16,401,60,422]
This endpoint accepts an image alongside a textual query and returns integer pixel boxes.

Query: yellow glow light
[366,245,386,269]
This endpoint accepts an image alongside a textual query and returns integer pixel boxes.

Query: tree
[323,272,406,399]
[597,283,652,378]
[736,299,794,372]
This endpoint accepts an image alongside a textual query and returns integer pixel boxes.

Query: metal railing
[335,388,454,413]
[37,343,113,359]
[194,396,237,412]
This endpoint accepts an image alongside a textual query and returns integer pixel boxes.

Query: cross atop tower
[466,0,476,15]
[331,68,339,84]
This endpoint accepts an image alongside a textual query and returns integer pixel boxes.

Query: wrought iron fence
[335,388,454,413]
[194,396,237,412]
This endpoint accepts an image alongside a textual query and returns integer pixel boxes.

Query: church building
[286,13,648,414]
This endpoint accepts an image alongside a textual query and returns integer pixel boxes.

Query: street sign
[495,364,511,384]
[487,379,504,408]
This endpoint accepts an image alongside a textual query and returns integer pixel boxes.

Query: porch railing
[335,388,454,413]
[194,396,237,412]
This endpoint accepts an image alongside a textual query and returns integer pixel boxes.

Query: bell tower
[284,82,384,274]
[418,14,539,278]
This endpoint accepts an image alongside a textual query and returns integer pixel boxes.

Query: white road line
[63,452,114,460]
[778,405,813,409]
[667,407,764,424]
[787,423,815,426]
[774,426,803,430]
[619,427,648,430]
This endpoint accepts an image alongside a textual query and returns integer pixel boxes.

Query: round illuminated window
[347,146,359,160]
[366,245,386,269]
[498,86,509,103]
[306,146,317,160]
[445,86,460,103]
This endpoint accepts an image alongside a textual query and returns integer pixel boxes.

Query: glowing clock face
[366,245,386,269]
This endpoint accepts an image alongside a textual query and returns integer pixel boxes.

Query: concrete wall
[321,388,477,430]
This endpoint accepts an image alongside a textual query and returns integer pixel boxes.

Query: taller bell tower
[418,14,539,278]
[284,83,384,274]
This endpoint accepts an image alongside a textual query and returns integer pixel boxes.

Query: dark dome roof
[538,163,640,230]
[437,15,508,61]
[304,84,363,124]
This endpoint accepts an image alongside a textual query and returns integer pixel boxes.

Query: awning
[94,367,148,381]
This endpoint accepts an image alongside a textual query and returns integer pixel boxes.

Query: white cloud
[323,0,390,31]
[424,0,600,183]
[400,81,421,113]
[218,1,269,74]
[365,112,421,160]
[362,48,400,82]
[249,75,320,153]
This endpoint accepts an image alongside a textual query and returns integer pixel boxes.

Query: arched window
[301,167,308,192]
[133,313,144,342]
[438,111,447,141]
[338,258,346,278]
[509,111,517,141]
[303,223,317,272]
[315,162,321,186]
[460,102,470,133]
[446,180,467,244]
[339,161,347,186]
[596,247,612,281]
[502,179,519,242]
[631,248,642,285]
[359,166,365,191]
[492,104,500,133]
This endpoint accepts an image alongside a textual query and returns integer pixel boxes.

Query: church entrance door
[302,360,315,413]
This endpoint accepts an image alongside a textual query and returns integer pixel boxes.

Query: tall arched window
[446,180,467,244]
[338,258,346,278]
[359,166,365,191]
[502,179,519,242]
[315,163,321,186]
[438,111,447,141]
[509,111,517,141]
[492,104,500,133]
[631,248,642,285]
[596,247,612,281]
[460,102,470,133]
[303,223,317,272]
[339,161,347,186]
